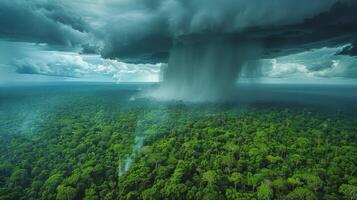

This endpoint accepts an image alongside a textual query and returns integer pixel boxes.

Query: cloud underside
[99,0,357,62]
[1,0,357,62]
[1,0,357,82]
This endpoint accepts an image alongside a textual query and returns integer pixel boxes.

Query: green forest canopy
[0,93,356,200]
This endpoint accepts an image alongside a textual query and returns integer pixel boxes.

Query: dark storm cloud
[0,0,91,46]
[1,0,356,61]
[338,42,357,56]
[261,1,357,58]
[98,0,357,63]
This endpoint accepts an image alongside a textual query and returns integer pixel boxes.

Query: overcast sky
[0,0,356,84]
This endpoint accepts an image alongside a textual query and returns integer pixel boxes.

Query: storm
[1,0,357,101]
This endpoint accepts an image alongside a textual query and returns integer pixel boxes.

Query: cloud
[254,45,357,79]
[1,0,357,85]
[97,0,357,62]
[0,0,92,46]
[14,53,87,78]
[12,50,164,82]
[2,0,356,63]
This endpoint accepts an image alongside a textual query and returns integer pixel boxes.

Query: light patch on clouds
[13,52,164,82]
[268,61,312,78]
[0,40,163,84]
[252,45,357,80]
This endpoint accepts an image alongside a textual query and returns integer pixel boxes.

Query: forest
[0,87,356,200]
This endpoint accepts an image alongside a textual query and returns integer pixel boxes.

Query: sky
[0,0,357,85]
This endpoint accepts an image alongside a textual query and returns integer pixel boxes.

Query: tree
[257,183,272,200]
[266,155,283,165]
[83,187,99,200]
[286,187,317,200]
[339,184,357,199]
[41,174,64,199]
[271,178,287,196]
[292,173,322,192]
[171,167,184,183]
[9,168,28,187]
[56,185,77,200]
[203,170,217,188]
[228,172,242,190]
[202,186,221,200]
[141,187,160,200]
[225,189,246,200]
[162,183,187,199]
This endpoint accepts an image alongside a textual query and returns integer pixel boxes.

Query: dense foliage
[119,107,357,200]
[0,86,356,200]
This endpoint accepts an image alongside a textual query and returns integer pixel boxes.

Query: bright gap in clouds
[240,44,357,84]
[13,52,164,83]
[1,40,357,85]
[0,40,164,84]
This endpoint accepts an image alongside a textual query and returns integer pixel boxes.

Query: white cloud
[12,48,164,82]
[258,45,357,80]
